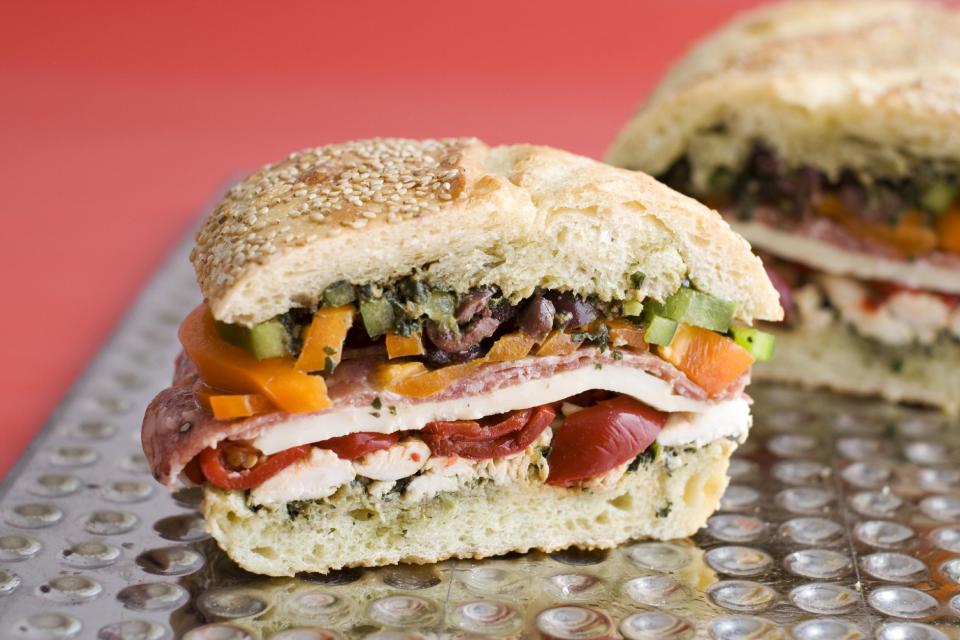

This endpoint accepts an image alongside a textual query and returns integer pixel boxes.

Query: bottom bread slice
[203,439,736,576]
[755,318,960,415]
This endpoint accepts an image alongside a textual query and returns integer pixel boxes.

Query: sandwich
[142,137,781,576]
[607,0,960,414]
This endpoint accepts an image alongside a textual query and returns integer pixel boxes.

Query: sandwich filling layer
[658,142,960,293]
[143,277,768,501]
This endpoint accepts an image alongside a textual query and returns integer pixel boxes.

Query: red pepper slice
[423,409,532,441]
[546,395,666,487]
[197,444,311,490]
[183,457,205,485]
[422,405,556,459]
[315,432,399,460]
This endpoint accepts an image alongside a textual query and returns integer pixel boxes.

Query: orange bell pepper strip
[194,384,275,419]
[657,324,754,397]
[385,332,426,359]
[376,361,481,398]
[374,332,536,398]
[536,330,583,357]
[817,195,938,257]
[607,319,647,351]
[372,361,429,389]
[295,305,355,373]
[485,332,535,362]
[180,304,331,414]
[938,205,960,255]
[207,394,274,420]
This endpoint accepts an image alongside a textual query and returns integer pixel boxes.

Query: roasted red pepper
[547,395,666,487]
[197,444,311,490]
[316,432,399,460]
[422,405,556,459]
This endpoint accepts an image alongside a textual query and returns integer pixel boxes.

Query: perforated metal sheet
[1,227,960,639]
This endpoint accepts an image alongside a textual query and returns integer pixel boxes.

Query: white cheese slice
[253,364,711,455]
[657,398,751,448]
[731,220,960,294]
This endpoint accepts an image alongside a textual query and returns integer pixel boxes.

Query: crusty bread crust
[192,138,781,325]
[203,440,735,577]
[606,0,960,186]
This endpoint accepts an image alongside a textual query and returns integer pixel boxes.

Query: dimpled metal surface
[2,230,960,639]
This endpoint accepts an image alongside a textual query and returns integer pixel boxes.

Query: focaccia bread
[606,0,960,413]
[143,137,781,576]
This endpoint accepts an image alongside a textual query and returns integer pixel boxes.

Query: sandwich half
[607,0,960,414]
[142,137,781,576]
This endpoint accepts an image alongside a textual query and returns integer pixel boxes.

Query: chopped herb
[398,276,428,303]
[630,271,646,288]
[636,442,661,469]
[612,350,623,361]
[391,477,412,495]
[323,345,336,355]
[655,501,673,518]
[286,501,306,519]
[357,283,382,301]
[369,412,381,418]
[393,316,422,337]
[571,323,610,351]
[388,405,397,416]
[595,363,603,370]
[323,356,336,375]
[372,396,383,410]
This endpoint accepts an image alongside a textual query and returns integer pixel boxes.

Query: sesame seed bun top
[192,137,782,326]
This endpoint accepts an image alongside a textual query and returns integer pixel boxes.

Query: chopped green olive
[622,299,644,318]
[730,326,776,361]
[644,315,678,346]
[359,297,396,339]
[398,277,428,303]
[662,287,735,333]
[420,291,459,333]
[920,181,959,215]
[215,319,291,360]
[322,280,356,307]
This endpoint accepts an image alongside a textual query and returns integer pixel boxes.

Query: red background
[0,0,765,478]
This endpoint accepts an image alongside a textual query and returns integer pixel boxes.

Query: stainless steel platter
[1,222,959,639]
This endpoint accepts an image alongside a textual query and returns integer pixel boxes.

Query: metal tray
[1,222,959,639]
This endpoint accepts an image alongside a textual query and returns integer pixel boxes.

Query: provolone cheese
[658,397,751,448]
[732,220,960,294]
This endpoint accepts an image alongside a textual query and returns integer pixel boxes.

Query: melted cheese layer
[253,364,714,455]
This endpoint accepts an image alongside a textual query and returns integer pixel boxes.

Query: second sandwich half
[143,138,781,576]
[608,0,960,414]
